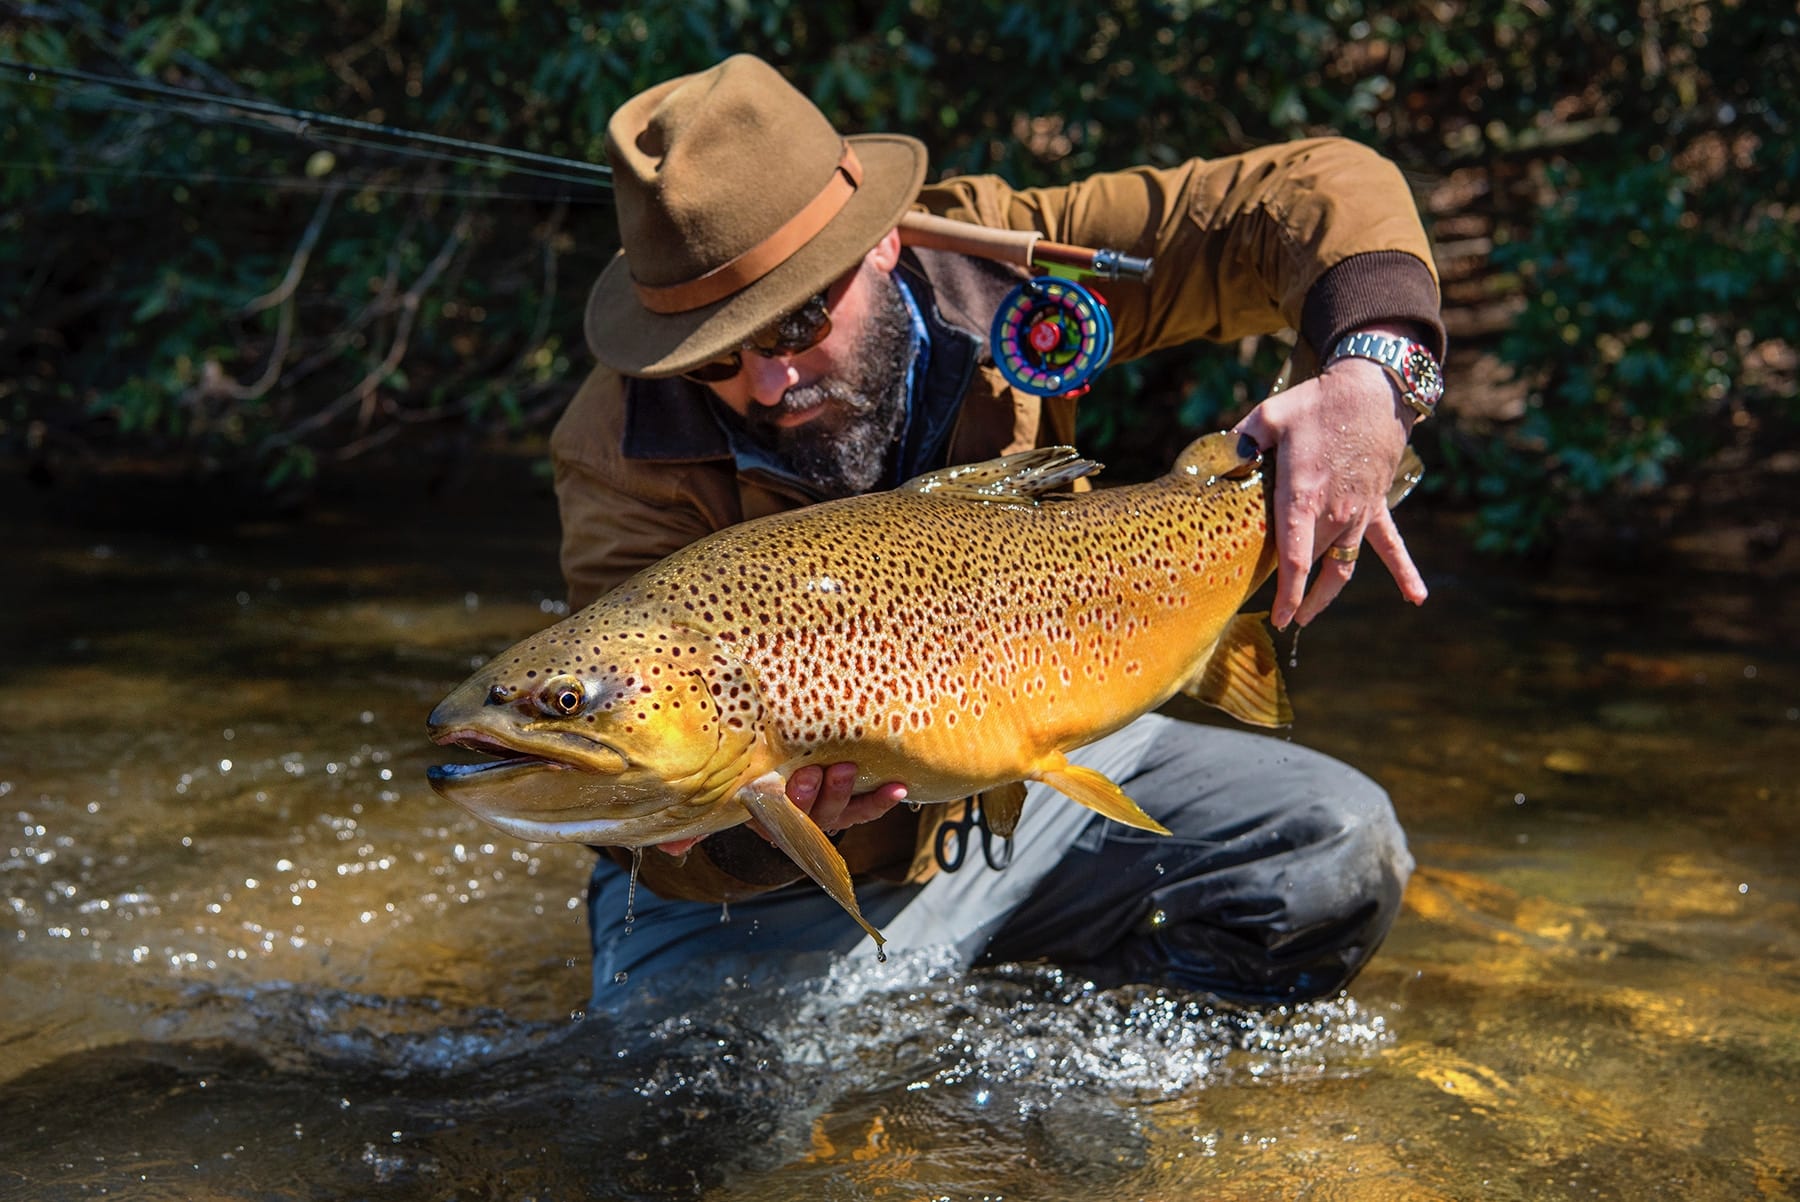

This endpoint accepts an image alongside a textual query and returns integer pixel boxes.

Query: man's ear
[868,226,903,274]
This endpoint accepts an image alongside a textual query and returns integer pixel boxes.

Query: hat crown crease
[611,57,844,289]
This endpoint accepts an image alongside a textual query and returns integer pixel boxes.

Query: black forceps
[933,795,1014,873]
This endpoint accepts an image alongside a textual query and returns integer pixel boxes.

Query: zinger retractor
[990,276,1116,398]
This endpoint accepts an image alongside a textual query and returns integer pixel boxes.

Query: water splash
[749,953,1392,1118]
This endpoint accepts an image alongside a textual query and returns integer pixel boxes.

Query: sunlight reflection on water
[1,466,1795,1200]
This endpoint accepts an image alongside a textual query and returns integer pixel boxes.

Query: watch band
[1327,331,1444,420]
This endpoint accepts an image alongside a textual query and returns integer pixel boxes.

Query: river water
[2,454,1795,1200]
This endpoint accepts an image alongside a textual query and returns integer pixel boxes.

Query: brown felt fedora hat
[586,55,927,378]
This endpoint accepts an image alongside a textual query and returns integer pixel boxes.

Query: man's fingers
[838,782,909,829]
[1294,528,1362,627]
[1270,486,1322,631]
[1294,514,1428,627]
[755,763,828,844]
[1365,509,1429,606]
[807,762,860,831]
[1232,413,1272,456]
[785,764,824,811]
[785,763,906,835]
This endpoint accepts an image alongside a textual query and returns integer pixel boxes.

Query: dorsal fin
[899,446,1101,504]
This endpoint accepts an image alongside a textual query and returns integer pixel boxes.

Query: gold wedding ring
[1326,543,1361,563]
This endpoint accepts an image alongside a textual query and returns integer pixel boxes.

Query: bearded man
[552,55,1440,1009]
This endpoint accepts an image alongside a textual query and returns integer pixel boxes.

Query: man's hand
[655,763,908,857]
[781,763,910,833]
[1234,328,1431,629]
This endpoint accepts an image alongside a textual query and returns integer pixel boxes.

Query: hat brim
[585,133,928,379]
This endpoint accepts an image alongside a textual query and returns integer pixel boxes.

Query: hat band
[631,143,864,315]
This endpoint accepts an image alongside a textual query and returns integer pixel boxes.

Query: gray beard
[741,273,914,499]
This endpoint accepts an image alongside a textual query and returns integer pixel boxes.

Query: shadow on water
[1,455,1796,1200]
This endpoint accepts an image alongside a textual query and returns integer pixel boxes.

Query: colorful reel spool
[989,277,1115,397]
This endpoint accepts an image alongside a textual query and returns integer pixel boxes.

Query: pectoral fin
[976,781,1029,839]
[737,774,884,948]
[1183,612,1293,728]
[1032,758,1170,836]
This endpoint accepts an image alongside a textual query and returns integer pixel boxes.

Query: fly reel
[990,276,1115,398]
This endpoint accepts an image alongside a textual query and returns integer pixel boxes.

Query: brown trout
[427,430,1414,946]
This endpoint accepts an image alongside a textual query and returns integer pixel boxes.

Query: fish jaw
[426,753,752,845]
[424,746,758,847]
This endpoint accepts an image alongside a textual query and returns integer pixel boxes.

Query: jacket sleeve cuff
[1299,251,1447,363]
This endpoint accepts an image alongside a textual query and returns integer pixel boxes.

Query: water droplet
[623,847,642,937]
[719,901,731,925]
[1154,862,1165,875]
[1149,909,1169,928]
[613,970,629,984]
[1738,882,1750,895]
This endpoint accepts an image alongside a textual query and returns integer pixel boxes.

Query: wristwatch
[1327,331,1444,420]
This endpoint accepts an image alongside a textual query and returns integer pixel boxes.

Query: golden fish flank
[428,430,1309,946]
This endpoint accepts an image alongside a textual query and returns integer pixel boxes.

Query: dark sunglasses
[680,289,835,384]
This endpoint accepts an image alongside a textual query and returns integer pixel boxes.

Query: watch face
[1403,347,1444,404]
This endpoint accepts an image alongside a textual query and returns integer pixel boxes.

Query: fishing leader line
[5,56,1153,398]
[0,155,605,202]
[0,57,616,193]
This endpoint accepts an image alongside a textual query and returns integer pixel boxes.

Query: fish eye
[537,675,587,717]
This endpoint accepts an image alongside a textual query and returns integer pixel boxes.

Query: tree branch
[259,211,472,454]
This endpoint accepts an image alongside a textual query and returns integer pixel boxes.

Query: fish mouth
[424,730,632,836]
[422,737,728,848]
[422,754,639,843]
[425,755,567,784]
[427,727,628,778]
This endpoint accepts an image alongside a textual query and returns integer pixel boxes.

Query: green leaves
[2,0,1794,554]
[1484,131,1798,549]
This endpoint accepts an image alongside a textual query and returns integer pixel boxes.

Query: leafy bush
[2,1,1795,549]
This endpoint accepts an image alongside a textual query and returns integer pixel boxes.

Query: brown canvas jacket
[550,137,1443,904]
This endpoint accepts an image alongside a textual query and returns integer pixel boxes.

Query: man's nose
[740,353,800,407]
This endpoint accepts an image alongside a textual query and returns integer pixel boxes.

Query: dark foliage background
[3,0,1795,550]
